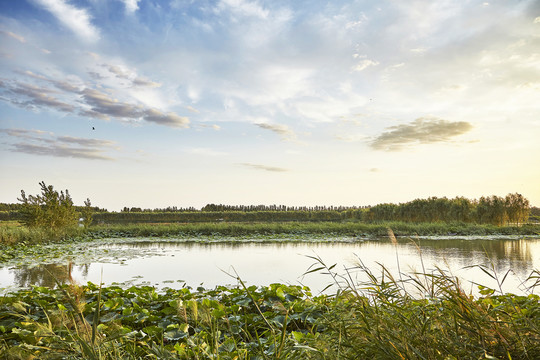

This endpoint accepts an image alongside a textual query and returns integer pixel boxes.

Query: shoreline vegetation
[1,260,539,359]
[0,183,538,245]
[1,221,540,246]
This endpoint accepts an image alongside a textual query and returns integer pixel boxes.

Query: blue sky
[1,0,539,211]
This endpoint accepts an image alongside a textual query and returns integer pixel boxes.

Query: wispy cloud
[255,122,297,141]
[31,0,100,42]
[198,124,221,131]
[217,0,269,19]
[104,64,131,79]
[0,128,53,139]
[370,117,473,151]
[18,70,80,92]
[1,72,188,128]
[7,81,75,113]
[142,109,190,128]
[239,163,288,172]
[0,128,117,160]
[81,89,190,127]
[132,78,162,88]
[352,58,379,72]
[11,143,112,160]
[0,30,26,43]
[80,88,142,119]
[101,63,162,88]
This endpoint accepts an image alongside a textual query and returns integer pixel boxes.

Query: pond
[1,235,539,295]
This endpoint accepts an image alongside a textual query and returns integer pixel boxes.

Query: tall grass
[305,250,540,359]
[87,221,540,238]
[0,225,85,245]
[2,220,539,245]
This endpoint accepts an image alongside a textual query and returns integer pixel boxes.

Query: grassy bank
[85,221,540,238]
[2,221,539,245]
[1,263,539,359]
[0,224,85,246]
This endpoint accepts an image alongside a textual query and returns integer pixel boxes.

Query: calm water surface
[1,236,539,295]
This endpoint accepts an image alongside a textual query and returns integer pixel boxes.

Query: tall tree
[505,193,530,225]
[81,198,94,228]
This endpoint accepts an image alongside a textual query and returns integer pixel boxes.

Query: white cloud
[120,0,140,14]
[353,59,379,72]
[32,0,100,42]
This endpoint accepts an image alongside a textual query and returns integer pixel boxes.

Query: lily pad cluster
[1,282,324,359]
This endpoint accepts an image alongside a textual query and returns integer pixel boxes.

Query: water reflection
[412,238,533,261]
[12,263,90,288]
[1,237,539,295]
[106,237,536,275]
[406,239,534,271]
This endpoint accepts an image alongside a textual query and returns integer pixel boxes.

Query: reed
[1,262,538,359]
[87,221,540,238]
[0,225,86,245]
[1,220,538,245]
[304,252,540,359]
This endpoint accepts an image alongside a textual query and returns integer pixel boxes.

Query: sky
[0,0,539,211]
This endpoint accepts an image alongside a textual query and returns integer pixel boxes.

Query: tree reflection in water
[12,262,90,288]
[413,238,534,274]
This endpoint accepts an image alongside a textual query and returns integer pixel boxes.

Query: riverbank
[1,264,538,359]
[2,220,539,245]
[87,221,540,237]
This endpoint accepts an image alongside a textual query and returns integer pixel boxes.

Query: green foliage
[81,198,94,228]
[18,181,79,231]
[505,193,531,225]
[84,221,539,239]
[305,257,540,360]
[2,219,539,246]
[367,193,531,226]
[84,194,534,227]
[1,267,538,359]
[3,193,535,227]
[94,209,361,224]
[0,283,320,359]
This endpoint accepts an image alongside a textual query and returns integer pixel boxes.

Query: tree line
[366,194,531,226]
[120,204,369,213]
[0,184,534,227]
[93,210,357,224]
[93,194,533,226]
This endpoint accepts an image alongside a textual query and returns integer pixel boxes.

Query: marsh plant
[304,253,540,359]
[1,254,539,360]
